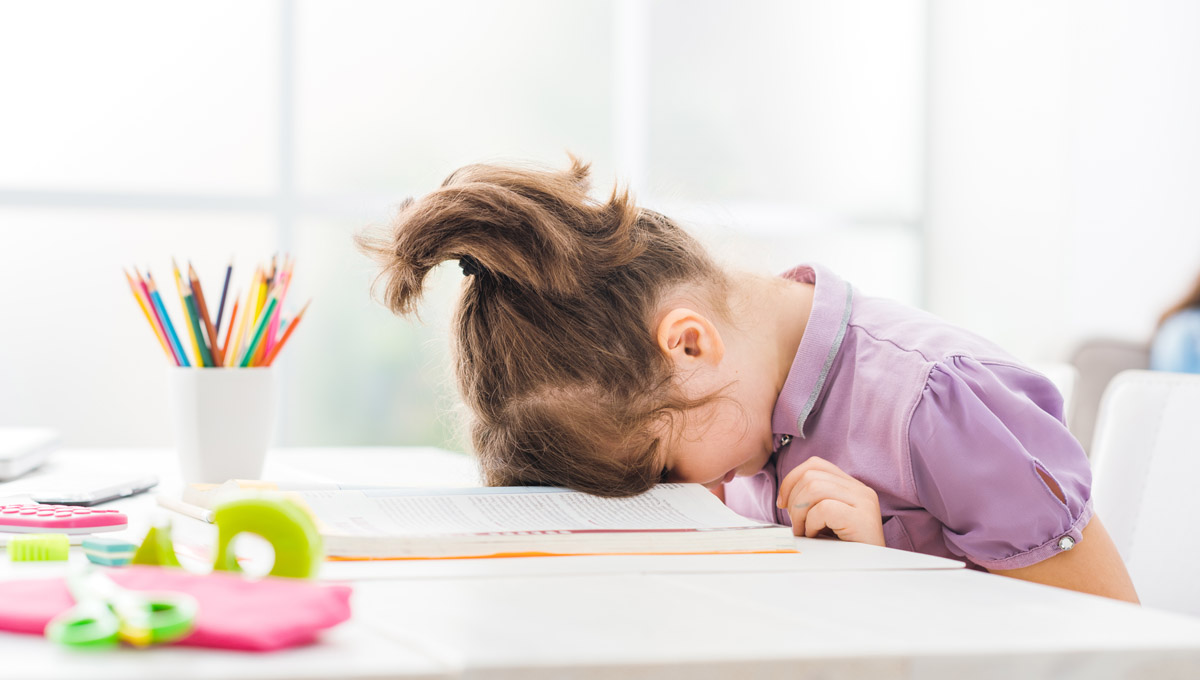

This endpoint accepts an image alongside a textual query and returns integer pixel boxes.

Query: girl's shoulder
[847,292,1021,368]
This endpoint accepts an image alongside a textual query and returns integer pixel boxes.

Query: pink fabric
[0,566,352,651]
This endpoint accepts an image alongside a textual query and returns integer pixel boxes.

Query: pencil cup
[167,367,277,484]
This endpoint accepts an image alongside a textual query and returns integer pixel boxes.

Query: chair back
[1068,338,1150,454]
[1091,370,1200,616]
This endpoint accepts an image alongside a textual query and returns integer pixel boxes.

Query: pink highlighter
[0,504,127,534]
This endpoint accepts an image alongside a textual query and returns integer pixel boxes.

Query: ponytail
[357,155,728,496]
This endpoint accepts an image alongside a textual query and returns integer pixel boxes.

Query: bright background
[1,1,1198,452]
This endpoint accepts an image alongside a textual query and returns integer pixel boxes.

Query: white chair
[1068,338,1151,454]
[1090,370,1200,617]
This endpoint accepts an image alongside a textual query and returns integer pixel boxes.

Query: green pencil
[239,296,278,367]
[184,285,215,368]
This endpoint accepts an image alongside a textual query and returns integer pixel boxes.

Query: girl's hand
[775,456,885,546]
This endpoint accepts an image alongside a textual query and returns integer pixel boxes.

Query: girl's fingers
[784,472,862,535]
[802,498,852,538]
[776,456,857,508]
[803,498,886,546]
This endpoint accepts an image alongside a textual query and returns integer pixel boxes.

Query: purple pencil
[213,259,233,336]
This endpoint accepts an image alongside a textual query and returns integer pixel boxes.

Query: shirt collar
[771,263,854,440]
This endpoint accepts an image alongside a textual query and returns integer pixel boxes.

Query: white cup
[167,367,277,484]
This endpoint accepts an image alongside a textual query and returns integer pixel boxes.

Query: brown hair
[1160,268,1200,328]
[356,156,729,496]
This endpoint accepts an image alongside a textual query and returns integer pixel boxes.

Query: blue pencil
[146,273,191,367]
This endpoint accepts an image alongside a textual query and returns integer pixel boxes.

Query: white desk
[3,448,1200,680]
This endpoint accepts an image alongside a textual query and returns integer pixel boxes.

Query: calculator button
[37,510,54,516]
[19,509,37,515]
[1,508,17,514]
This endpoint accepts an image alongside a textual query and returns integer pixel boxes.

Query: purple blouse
[724,264,1093,570]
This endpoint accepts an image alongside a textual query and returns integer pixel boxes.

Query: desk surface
[3,447,1200,680]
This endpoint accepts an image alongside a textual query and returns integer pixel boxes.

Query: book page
[299,484,774,536]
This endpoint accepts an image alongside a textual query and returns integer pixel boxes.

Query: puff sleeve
[907,356,1093,570]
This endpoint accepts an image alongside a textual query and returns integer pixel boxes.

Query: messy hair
[356,156,729,496]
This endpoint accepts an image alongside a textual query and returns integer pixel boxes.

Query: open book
[178,482,797,559]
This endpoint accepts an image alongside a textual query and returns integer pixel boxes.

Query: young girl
[1151,269,1200,373]
[358,157,1138,603]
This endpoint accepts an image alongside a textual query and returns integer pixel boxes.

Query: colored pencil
[188,262,223,366]
[263,256,294,356]
[123,268,174,363]
[221,295,240,365]
[253,266,269,326]
[183,280,215,368]
[213,259,232,335]
[128,253,304,368]
[229,266,261,366]
[262,300,309,367]
[172,258,205,367]
[239,296,278,367]
[135,269,181,367]
[250,328,269,366]
[147,272,190,367]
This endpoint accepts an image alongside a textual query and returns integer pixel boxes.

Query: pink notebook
[0,566,352,651]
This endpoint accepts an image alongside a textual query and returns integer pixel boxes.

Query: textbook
[179,481,797,559]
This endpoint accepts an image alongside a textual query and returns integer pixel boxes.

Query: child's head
[359,157,770,496]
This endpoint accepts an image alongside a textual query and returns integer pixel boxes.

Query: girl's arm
[989,515,1139,604]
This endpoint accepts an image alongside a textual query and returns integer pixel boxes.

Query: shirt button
[1057,536,1075,551]
[779,434,792,447]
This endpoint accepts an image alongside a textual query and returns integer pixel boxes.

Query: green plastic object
[212,497,323,579]
[9,533,69,562]
[45,567,196,649]
[131,524,182,568]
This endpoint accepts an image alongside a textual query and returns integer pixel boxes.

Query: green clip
[212,497,323,579]
[131,524,182,568]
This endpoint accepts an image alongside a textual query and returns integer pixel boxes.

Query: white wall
[927,0,1200,363]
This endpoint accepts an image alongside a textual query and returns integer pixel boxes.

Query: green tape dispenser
[212,496,324,579]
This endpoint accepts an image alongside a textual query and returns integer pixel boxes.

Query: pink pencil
[263,256,294,355]
[135,267,182,366]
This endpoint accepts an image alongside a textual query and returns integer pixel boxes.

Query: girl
[358,157,1138,603]
[1151,269,1200,373]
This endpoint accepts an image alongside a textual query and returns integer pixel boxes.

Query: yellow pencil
[173,257,205,367]
[123,268,173,362]
[228,266,261,367]
[253,264,268,324]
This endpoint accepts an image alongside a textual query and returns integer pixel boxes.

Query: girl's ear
[656,308,725,368]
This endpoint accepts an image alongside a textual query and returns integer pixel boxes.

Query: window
[0,1,925,449]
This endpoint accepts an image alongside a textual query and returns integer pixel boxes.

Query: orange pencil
[221,295,240,362]
[262,300,310,367]
[188,262,223,366]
